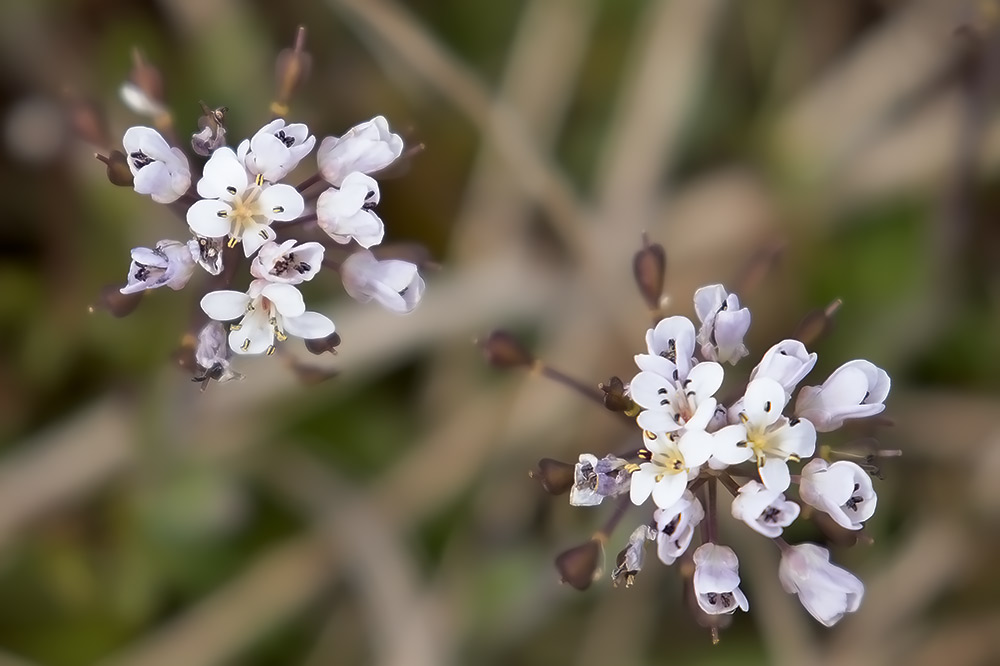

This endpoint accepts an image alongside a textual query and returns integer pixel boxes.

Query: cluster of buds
[489,238,898,638]
[89,29,427,385]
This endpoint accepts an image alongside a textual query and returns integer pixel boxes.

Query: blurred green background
[2,0,1000,664]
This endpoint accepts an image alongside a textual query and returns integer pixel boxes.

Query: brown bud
[480,330,534,369]
[632,235,666,310]
[65,93,109,147]
[530,458,574,495]
[96,151,134,186]
[793,298,841,347]
[273,26,312,116]
[555,538,604,591]
[288,360,339,385]
[127,47,165,108]
[304,331,341,355]
[96,285,143,318]
[599,376,633,413]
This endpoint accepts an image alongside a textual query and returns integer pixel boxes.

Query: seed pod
[481,330,534,368]
[530,458,574,495]
[632,235,666,310]
[555,538,604,591]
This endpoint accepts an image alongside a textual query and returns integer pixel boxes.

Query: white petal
[711,424,753,465]
[261,282,305,318]
[651,473,688,510]
[629,371,675,411]
[693,284,727,324]
[282,311,335,339]
[197,147,248,201]
[187,199,233,238]
[743,378,787,427]
[759,457,791,491]
[201,290,250,321]
[678,429,714,467]
[636,410,682,433]
[259,184,305,222]
[685,362,724,400]
[229,310,272,355]
[241,224,275,258]
[629,465,656,506]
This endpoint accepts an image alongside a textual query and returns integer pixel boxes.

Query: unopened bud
[555,538,604,591]
[97,285,142,317]
[530,458,574,495]
[599,376,633,413]
[121,48,168,122]
[481,330,534,369]
[273,26,312,116]
[65,93,109,147]
[632,235,666,310]
[96,151,133,186]
[793,298,842,347]
[304,331,341,355]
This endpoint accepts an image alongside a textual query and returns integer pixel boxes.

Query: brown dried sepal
[304,332,342,355]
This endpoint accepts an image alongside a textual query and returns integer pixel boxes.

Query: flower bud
[191,102,228,156]
[305,332,342,355]
[65,93,109,147]
[632,236,666,310]
[121,48,168,121]
[530,458,574,495]
[599,376,632,413]
[96,151,134,187]
[480,330,534,369]
[96,284,142,317]
[793,299,841,347]
[273,26,312,116]
[555,538,604,591]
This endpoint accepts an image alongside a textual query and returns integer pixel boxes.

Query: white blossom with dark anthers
[340,249,425,314]
[122,126,191,204]
[570,453,632,506]
[317,116,404,187]
[120,239,195,294]
[611,525,656,587]
[730,480,800,538]
[120,83,168,119]
[631,360,723,434]
[692,543,749,615]
[778,543,864,626]
[693,284,751,366]
[251,240,324,285]
[799,459,877,530]
[186,147,304,258]
[750,339,818,396]
[187,236,225,276]
[200,279,335,355]
[713,378,817,491]
[653,490,704,565]
[316,172,385,248]
[795,360,891,433]
[629,429,714,510]
[634,316,698,383]
[193,321,243,384]
[237,119,316,183]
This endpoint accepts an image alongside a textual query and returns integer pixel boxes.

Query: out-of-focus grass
[0,0,999,665]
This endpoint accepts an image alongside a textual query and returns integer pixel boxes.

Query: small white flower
[629,430,714,510]
[611,525,656,587]
[120,239,195,294]
[653,490,704,565]
[200,279,335,355]
[799,459,877,530]
[194,321,243,384]
[795,360,891,432]
[237,119,316,183]
[569,454,631,506]
[316,172,385,248]
[778,543,863,626]
[731,480,800,537]
[713,378,816,490]
[251,239,324,284]
[634,316,698,382]
[187,236,225,276]
[122,126,191,204]
[750,339,817,396]
[693,284,751,365]
[692,543,749,615]
[186,147,304,257]
[631,361,723,434]
[318,116,404,187]
[341,249,425,314]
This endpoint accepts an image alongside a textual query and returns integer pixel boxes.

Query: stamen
[255,174,264,186]
[240,339,251,351]
[275,331,288,342]
[227,237,239,248]
[259,230,269,239]
[272,206,284,214]
[266,345,276,355]
[226,186,237,195]
[216,210,228,218]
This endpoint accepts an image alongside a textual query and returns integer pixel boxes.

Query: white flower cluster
[573,285,888,627]
[117,116,426,377]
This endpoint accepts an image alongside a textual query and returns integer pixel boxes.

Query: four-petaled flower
[692,543,749,615]
[121,239,195,294]
[318,115,404,187]
[693,284,751,365]
[186,146,304,257]
[316,172,385,248]
[123,127,191,204]
[713,378,816,491]
[799,459,877,530]
[730,480,800,537]
[795,360,891,432]
[653,490,704,565]
[251,239,324,284]
[201,280,335,355]
[629,429,714,509]
[778,543,864,626]
[237,119,316,183]
[341,249,425,314]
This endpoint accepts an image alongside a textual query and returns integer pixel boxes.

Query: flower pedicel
[490,237,898,640]
[89,28,427,386]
